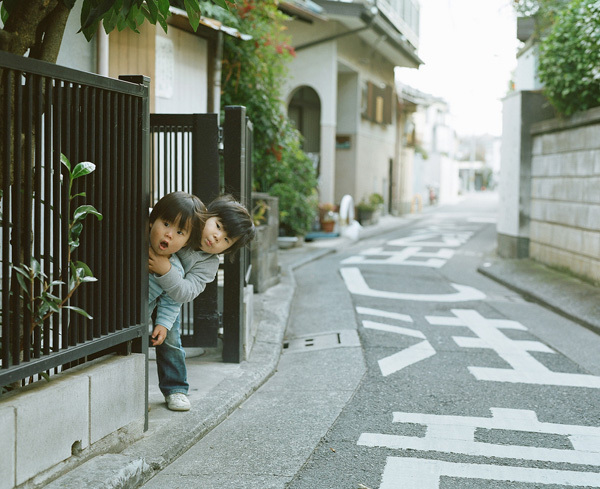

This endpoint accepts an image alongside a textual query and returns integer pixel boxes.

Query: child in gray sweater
[149,193,255,411]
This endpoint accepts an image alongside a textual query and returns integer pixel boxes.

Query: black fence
[150,106,253,363]
[0,51,149,389]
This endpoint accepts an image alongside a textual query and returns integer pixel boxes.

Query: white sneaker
[165,393,191,411]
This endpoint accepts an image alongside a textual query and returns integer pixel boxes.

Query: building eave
[313,0,422,68]
[167,7,252,41]
[279,1,328,23]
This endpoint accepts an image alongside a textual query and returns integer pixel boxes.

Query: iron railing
[0,51,149,389]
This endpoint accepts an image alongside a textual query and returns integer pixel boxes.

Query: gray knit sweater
[152,246,219,304]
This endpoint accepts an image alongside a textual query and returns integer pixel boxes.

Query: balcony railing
[377,0,420,48]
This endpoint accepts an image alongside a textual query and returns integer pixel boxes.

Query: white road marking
[341,246,453,267]
[468,216,497,223]
[356,306,413,323]
[387,231,472,248]
[426,309,600,388]
[341,267,486,302]
[359,406,600,465]
[362,320,424,339]
[378,458,600,489]
[377,341,436,377]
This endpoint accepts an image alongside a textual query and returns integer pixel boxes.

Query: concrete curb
[478,258,600,335]
[44,247,335,489]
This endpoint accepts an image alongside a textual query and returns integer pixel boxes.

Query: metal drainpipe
[294,7,379,52]
[213,31,223,121]
[96,24,109,76]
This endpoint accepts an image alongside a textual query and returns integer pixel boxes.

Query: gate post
[222,106,252,363]
[119,74,150,430]
[191,114,221,347]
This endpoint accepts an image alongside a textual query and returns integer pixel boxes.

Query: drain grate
[283,330,360,353]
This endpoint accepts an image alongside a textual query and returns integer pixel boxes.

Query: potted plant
[357,193,384,226]
[318,203,337,233]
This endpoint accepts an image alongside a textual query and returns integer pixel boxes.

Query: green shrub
[537,0,600,116]
[202,0,318,235]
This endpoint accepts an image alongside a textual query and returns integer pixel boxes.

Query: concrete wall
[56,0,96,73]
[497,91,555,258]
[529,107,600,283]
[0,354,145,489]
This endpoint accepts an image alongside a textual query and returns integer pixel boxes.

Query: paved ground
[46,200,600,489]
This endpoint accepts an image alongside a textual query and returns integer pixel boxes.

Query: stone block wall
[529,107,600,283]
[0,354,145,489]
[250,193,280,293]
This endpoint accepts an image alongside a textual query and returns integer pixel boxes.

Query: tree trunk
[0,0,72,194]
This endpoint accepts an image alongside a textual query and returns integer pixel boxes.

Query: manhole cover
[283,330,360,353]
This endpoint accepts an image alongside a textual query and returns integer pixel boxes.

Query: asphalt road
[143,193,600,489]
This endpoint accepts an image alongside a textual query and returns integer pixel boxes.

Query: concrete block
[584,177,600,203]
[583,125,600,150]
[15,375,89,486]
[0,405,16,489]
[581,230,600,259]
[89,354,145,444]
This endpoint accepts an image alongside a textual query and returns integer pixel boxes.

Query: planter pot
[357,208,381,226]
[321,220,335,233]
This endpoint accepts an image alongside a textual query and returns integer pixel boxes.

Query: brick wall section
[529,107,600,283]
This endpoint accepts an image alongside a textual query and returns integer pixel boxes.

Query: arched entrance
[288,86,321,176]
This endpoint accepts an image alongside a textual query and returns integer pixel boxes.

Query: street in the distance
[142,193,600,489]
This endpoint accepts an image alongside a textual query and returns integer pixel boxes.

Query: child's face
[200,216,238,254]
[149,216,191,257]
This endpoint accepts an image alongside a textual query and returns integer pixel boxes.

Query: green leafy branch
[11,154,102,332]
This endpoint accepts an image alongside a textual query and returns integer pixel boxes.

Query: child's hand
[149,246,172,276]
[150,324,168,346]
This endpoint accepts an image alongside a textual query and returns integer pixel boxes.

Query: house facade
[57,2,247,116]
[280,0,422,213]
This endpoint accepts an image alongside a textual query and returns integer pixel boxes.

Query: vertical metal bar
[22,72,33,361]
[73,83,83,345]
[130,96,139,325]
[77,86,95,342]
[62,82,71,348]
[12,71,23,365]
[122,94,131,329]
[1,69,13,369]
[162,125,168,197]
[101,91,111,336]
[110,93,118,331]
[188,114,220,348]
[43,77,53,355]
[33,74,43,357]
[94,89,103,337]
[222,106,246,363]
[116,92,125,330]
[52,80,62,351]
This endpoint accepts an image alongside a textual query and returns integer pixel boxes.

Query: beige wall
[529,107,600,283]
[154,28,208,114]
[109,24,156,111]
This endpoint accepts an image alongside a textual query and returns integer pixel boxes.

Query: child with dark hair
[149,192,255,411]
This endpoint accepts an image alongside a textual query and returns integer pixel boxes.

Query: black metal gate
[149,106,252,362]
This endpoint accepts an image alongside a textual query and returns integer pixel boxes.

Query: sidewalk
[46,213,600,489]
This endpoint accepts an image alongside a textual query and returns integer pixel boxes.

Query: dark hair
[149,191,206,249]
[206,194,256,259]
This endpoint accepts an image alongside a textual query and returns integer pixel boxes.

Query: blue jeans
[156,314,189,397]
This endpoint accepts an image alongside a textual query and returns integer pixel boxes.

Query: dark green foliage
[537,0,600,116]
[514,0,600,116]
[203,0,318,236]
